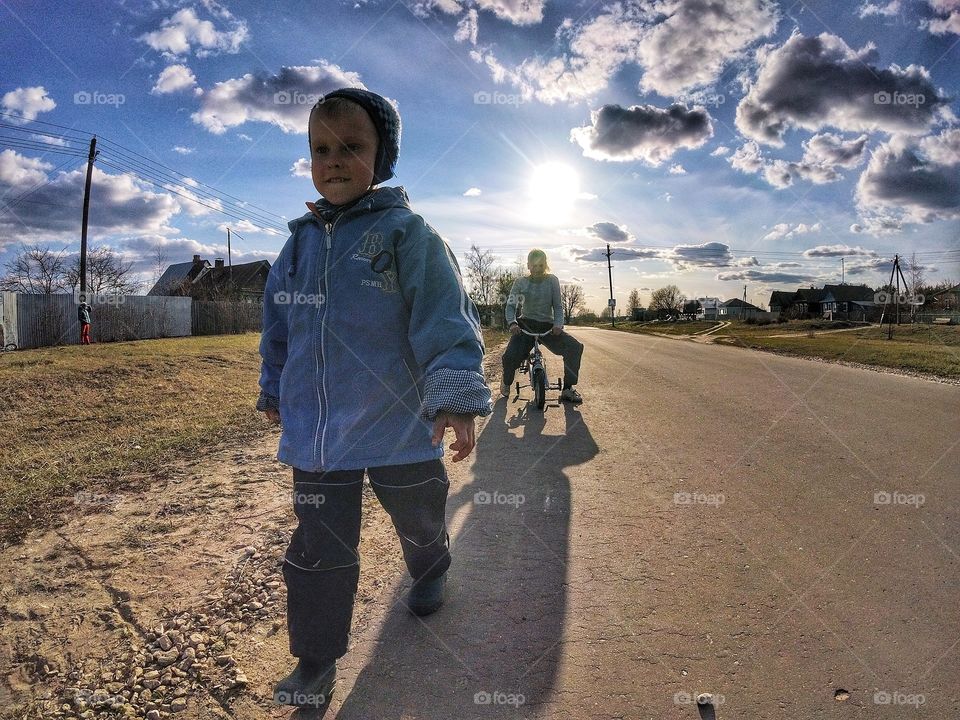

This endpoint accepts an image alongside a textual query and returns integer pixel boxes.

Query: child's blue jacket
[257,186,492,471]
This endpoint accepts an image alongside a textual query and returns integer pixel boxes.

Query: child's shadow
[329,398,598,720]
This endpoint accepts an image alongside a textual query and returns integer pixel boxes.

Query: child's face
[309,106,379,206]
[528,257,547,278]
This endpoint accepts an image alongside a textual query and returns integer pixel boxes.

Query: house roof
[822,284,874,302]
[192,260,271,294]
[931,283,960,296]
[722,298,763,310]
[768,290,795,306]
[796,287,826,302]
[148,259,209,296]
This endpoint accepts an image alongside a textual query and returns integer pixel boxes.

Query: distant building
[695,297,722,320]
[148,254,210,296]
[719,297,764,319]
[766,284,876,320]
[148,255,270,303]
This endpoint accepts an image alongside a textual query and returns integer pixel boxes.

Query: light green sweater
[505,274,563,326]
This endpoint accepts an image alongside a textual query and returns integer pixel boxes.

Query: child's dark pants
[283,458,450,662]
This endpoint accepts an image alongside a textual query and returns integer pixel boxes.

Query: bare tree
[627,289,642,315]
[493,266,521,328]
[463,244,498,307]
[65,246,142,296]
[151,246,170,292]
[0,244,70,294]
[560,283,585,323]
[649,284,686,314]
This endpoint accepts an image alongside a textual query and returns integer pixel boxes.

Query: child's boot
[274,658,336,713]
[407,571,447,616]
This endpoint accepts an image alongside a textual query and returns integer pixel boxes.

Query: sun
[528,162,581,224]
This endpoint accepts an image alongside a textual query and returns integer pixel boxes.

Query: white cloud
[587,221,632,243]
[192,63,364,134]
[802,244,877,257]
[571,103,713,166]
[463,187,482,196]
[0,148,52,186]
[730,136,867,189]
[667,241,735,268]
[0,155,180,245]
[858,0,900,17]
[736,32,946,146]
[1,86,56,122]
[710,145,730,156]
[455,8,479,44]
[291,158,311,178]
[636,0,779,96]
[151,64,197,94]
[172,145,194,155]
[475,0,546,25]
[855,128,960,227]
[139,6,249,58]
[668,163,687,175]
[925,0,960,34]
[763,222,823,241]
[216,219,279,235]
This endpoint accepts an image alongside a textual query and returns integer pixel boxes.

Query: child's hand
[262,408,281,425]
[431,412,476,462]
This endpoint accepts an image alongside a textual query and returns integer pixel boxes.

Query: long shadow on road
[332,398,598,720]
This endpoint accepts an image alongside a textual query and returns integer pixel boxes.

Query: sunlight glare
[528,162,581,224]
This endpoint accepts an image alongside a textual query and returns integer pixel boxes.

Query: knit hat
[310,88,401,185]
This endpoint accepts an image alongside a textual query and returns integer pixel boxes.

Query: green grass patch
[1,330,506,543]
[714,323,960,378]
[592,320,722,336]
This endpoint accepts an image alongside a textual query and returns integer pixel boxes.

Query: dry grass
[0,329,506,542]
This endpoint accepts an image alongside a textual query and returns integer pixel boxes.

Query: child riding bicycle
[500,249,583,403]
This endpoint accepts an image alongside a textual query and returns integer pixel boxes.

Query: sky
[1,0,958,312]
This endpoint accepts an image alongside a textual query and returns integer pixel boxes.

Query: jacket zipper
[315,217,340,467]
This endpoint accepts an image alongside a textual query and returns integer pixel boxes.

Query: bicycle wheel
[533,367,546,410]
[2,343,15,352]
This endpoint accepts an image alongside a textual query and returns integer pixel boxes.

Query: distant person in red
[78,297,92,345]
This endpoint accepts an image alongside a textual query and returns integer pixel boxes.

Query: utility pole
[841,257,845,285]
[743,284,747,320]
[605,243,615,327]
[79,136,98,297]
[227,228,233,283]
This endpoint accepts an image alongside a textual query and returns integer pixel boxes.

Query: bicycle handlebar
[518,327,553,338]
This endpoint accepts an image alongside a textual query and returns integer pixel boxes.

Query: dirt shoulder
[0,335,507,720]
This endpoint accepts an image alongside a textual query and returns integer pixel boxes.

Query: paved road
[329,327,960,720]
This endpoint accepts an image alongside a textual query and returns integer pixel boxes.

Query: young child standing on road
[257,88,492,712]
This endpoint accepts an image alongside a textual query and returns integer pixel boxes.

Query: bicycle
[515,326,563,410]
[1,342,16,353]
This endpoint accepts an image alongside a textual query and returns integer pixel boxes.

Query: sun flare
[528,162,581,224]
